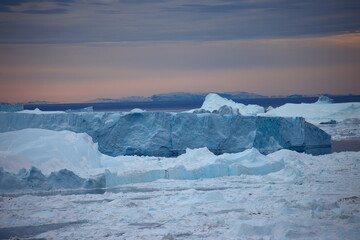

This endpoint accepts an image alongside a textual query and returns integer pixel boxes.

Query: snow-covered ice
[189,93,265,116]
[17,108,66,114]
[0,150,359,239]
[0,129,101,175]
[265,96,360,140]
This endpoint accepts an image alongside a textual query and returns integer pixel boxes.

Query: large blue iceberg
[0,111,331,156]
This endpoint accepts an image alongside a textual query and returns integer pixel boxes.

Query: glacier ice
[0,103,24,112]
[0,111,331,157]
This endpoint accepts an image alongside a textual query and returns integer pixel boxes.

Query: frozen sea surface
[0,150,359,240]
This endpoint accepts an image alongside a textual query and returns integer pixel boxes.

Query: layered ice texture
[0,111,331,157]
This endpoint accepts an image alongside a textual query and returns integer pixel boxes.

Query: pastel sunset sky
[0,0,360,103]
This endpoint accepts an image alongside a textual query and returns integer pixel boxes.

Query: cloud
[0,0,74,6]
[0,6,12,12]
[0,32,359,103]
[0,0,359,43]
[22,8,67,14]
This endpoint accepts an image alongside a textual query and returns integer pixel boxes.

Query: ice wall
[0,103,24,112]
[0,111,331,157]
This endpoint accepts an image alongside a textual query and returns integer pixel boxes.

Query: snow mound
[0,129,101,175]
[197,93,264,116]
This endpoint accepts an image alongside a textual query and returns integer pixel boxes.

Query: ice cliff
[0,111,331,157]
[0,103,24,112]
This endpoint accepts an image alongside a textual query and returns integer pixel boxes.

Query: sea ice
[0,150,359,239]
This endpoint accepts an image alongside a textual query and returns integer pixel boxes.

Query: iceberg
[264,96,360,139]
[0,102,24,112]
[265,96,360,124]
[0,129,101,174]
[189,93,265,116]
[314,95,334,104]
[0,111,331,157]
[0,128,285,191]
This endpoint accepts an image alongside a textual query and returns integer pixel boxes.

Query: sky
[0,0,360,103]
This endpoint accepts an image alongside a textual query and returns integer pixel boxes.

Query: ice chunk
[0,167,105,192]
[0,129,101,174]
[198,93,264,116]
[102,147,286,186]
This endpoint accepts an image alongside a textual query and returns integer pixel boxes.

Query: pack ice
[0,111,330,157]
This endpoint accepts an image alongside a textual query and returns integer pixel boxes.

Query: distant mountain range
[25,101,59,104]
[88,91,270,103]
[25,92,352,105]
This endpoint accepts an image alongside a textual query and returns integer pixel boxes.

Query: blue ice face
[0,111,331,157]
